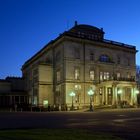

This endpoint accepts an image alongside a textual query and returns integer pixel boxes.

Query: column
[105,87,108,105]
[10,96,12,105]
[112,85,117,106]
[102,86,105,105]
[130,87,134,105]
[134,87,138,106]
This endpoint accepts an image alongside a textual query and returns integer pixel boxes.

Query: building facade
[22,23,138,110]
[0,77,28,108]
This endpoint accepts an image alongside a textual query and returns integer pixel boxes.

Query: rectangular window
[117,72,120,78]
[75,68,80,80]
[99,88,102,95]
[100,72,110,81]
[100,72,103,81]
[117,56,120,64]
[104,72,110,80]
[56,51,61,62]
[75,48,80,59]
[33,69,38,75]
[57,71,60,82]
[15,96,19,103]
[90,53,94,61]
[33,76,38,83]
[127,72,130,78]
[90,70,95,80]
[127,58,130,66]
[107,72,109,80]
[20,96,24,103]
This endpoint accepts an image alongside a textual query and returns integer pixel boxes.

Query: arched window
[99,55,110,62]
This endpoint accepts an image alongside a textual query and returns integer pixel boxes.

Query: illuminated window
[33,96,37,105]
[75,68,80,80]
[104,72,110,80]
[99,88,102,95]
[75,85,81,90]
[100,72,110,81]
[100,72,103,81]
[117,72,121,79]
[127,72,130,78]
[90,70,95,80]
[43,100,48,108]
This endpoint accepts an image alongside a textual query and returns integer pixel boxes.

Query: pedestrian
[48,105,51,112]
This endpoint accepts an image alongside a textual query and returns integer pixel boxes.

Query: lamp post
[87,89,94,111]
[69,92,76,110]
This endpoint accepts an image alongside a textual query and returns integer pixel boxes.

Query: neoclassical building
[22,23,138,109]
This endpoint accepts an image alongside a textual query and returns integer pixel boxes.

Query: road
[0,108,140,139]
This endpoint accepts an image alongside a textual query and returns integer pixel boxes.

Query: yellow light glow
[135,89,139,94]
[88,89,94,96]
[69,92,76,97]
[43,100,48,107]
[118,89,122,94]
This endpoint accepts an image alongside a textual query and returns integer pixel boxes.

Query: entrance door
[107,88,112,105]
[124,88,131,105]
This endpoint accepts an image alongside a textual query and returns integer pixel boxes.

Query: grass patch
[0,129,123,140]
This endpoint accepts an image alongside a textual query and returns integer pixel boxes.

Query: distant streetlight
[69,92,76,110]
[87,89,94,111]
[135,89,139,94]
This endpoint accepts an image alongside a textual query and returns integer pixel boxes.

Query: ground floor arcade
[93,81,138,108]
[28,80,140,110]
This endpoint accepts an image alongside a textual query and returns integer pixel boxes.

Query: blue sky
[0,0,140,78]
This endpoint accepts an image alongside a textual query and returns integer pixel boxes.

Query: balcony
[102,76,135,82]
[93,77,136,85]
[112,77,135,82]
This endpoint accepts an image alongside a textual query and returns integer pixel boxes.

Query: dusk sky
[0,0,140,78]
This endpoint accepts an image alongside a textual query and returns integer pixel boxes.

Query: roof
[22,24,137,69]
[69,24,104,34]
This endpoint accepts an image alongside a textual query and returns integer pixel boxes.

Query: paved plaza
[0,108,140,139]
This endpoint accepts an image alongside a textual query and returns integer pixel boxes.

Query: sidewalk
[76,106,140,112]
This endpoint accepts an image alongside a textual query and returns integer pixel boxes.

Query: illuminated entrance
[124,88,131,105]
[96,80,138,107]
[107,87,112,105]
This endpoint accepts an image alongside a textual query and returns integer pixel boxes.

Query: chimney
[75,21,78,26]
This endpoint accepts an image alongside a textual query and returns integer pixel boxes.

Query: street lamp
[135,89,139,94]
[69,91,76,110]
[87,89,94,111]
